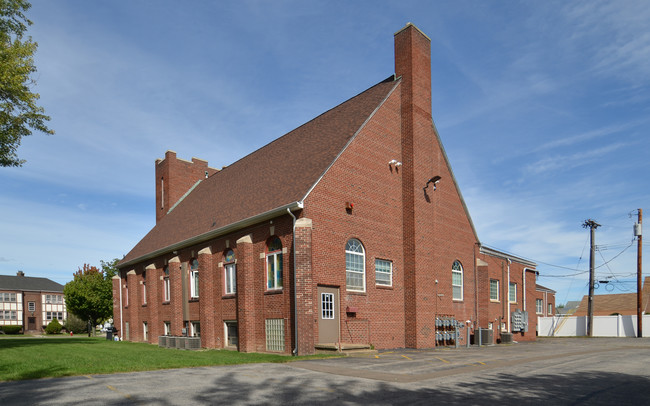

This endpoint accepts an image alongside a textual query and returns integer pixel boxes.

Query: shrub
[45,319,63,334]
[0,325,22,334]
[64,313,87,334]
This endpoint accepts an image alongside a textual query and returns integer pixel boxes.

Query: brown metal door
[317,286,339,344]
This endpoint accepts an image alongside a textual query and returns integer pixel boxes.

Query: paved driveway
[1,337,649,405]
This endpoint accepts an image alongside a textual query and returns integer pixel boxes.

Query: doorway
[317,286,339,344]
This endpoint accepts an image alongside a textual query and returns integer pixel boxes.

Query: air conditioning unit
[480,328,494,345]
[501,332,513,344]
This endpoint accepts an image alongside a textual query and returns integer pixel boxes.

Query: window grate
[265,319,284,352]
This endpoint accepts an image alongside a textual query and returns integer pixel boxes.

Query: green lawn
[0,335,336,381]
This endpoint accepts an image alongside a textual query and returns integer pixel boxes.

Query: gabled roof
[120,76,399,267]
[536,284,555,293]
[572,277,650,316]
[0,275,64,293]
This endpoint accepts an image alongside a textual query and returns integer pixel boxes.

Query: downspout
[287,208,298,356]
[119,272,123,341]
[507,259,511,332]
[523,268,526,313]
[474,243,479,328]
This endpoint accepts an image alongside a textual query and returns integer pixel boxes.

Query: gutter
[119,201,304,269]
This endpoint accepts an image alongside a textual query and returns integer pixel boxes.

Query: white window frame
[28,302,35,312]
[143,322,148,341]
[509,282,517,303]
[536,299,543,314]
[190,259,199,299]
[163,266,171,302]
[191,321,200,337]
[266,239,283,290]
[452,260,463,301]
[548,303,553,315]
[345,239,365,292]
[321,293,334,319]
[225,263,236,294]
[164,321,171,336]
[375,259,393,287]
[490,279,499,301]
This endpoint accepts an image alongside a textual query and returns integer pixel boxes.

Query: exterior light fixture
[423,176,441,191]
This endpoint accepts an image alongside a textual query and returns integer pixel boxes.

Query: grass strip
[0,335,337,381]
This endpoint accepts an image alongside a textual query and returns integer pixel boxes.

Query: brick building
[0,271,67,333]
[115,24,543,354]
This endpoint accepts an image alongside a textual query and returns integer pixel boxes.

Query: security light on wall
[423,176,441,191]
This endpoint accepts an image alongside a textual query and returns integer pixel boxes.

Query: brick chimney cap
[394,22,431,42]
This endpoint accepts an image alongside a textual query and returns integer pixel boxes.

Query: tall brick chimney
[395,23,438,348]
[155,151,219,223]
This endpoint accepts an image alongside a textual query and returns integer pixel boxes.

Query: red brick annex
[114,24,551,354]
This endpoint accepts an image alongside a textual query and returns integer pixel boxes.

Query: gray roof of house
[0,275,64,293]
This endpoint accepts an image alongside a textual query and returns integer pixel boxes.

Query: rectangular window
[225,263,236,294]
[164,321,171,336]
[225,321,238,347]
[190,269,199,298]
[46,312,52,321]
[10,293,16,302]
[163,278,170,302]
[191,321,200,337]
[125,284,129,307]
[490,279,499,301]
[143,322,148,341]
[375,259,393,286]
[11,311,16,320]
[142,281,147,305]
[509,282,517,303]
[321,293,334,319]
[265,319,285,352]
[548,303,553,315]
[28,302,35,312]
[46,294,51,304]
[452,273,463,300]
[536,299,543,314]
[267,253,283,290]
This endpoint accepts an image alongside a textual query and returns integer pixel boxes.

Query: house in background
[114,24,542,354]
[0,271,67,333]
[536,284,556,317]
[571,276,649,317]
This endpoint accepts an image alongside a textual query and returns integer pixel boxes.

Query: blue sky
[1,0,648,305]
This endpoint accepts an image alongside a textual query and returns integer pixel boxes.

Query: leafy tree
[64,312,87,334]
[1,0,53,167]
[64,263,115,336]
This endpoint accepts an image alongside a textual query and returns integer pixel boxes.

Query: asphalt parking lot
[1,337,649,405]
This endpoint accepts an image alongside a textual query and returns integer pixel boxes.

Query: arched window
[224,250,236,294]
[452,260,463,300]
[266,237,283,290]
[345,239,365,292]
[190,259,199,298]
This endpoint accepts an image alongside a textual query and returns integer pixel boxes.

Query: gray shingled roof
[120,76,399,267]
[0,275,64,292]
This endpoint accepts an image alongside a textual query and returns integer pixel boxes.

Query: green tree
[63,263,114,336]
[1,0,53,167]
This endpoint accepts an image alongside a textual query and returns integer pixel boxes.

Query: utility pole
[583,219,600,337]
[635,209,643,338]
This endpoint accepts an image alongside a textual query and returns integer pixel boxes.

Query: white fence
[538,314,650,337]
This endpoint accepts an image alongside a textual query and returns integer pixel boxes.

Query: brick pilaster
[198,247,214,348]
[294,218,314,355]
[235,235,255,352]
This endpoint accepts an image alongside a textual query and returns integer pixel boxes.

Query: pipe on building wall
[523,267,526,313]
[287,208,298,356]
[119,272,123,341]
[506,259,511,332]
